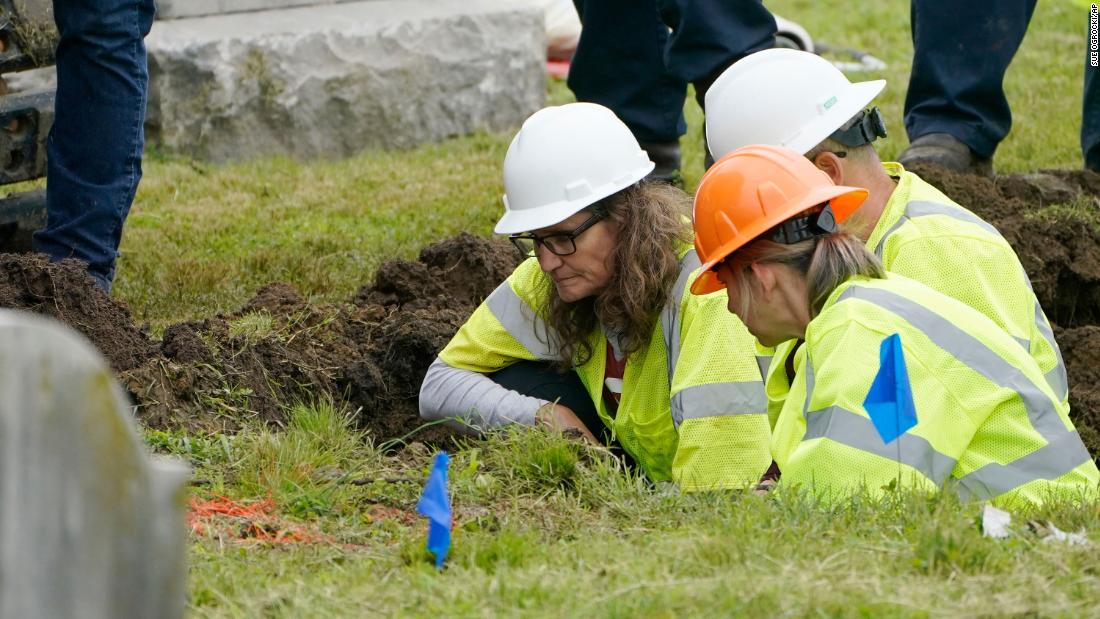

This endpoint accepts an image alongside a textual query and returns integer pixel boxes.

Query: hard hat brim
[494,160,656,235]
[689,184,868,295]
[690,256,733,295]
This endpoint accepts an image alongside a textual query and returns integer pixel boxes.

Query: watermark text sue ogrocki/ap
[1092,4,1099,67]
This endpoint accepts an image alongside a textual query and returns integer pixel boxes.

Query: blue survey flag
[416,451,452,568]
[862,333,918,444]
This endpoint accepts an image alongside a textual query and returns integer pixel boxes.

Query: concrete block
[145,0,546,162]
[156,0,364,20]
[0,310,188,619]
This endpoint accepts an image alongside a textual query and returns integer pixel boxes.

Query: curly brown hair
[533,181,693,369]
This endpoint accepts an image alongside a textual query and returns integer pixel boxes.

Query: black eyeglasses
[509,207,607,257]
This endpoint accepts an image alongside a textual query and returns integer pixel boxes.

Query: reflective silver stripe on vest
[1033,301,1069,402]
[875,199,1068,403]
[1021,266,1035,293]
[755,355,772,381]
[660,249,701,377]
[803,406,957,486]
[835,285,1089,496]
[873,200,1003,258]
[485,280,557,360]
[956,430,1092,501]
[1013,336,1030,351]
[802,349,816,419]
[837,286,1068,441]
[671,381,768,428]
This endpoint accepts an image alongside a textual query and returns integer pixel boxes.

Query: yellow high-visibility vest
[773,273,1098,508]
[766,163,1068,424]
[439,247,771,491]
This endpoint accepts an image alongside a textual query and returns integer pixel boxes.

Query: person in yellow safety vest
[691,143,1098,507]
[704,49,1068,428]
[418,102,771,491]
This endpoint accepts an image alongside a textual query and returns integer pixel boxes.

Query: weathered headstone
[0,310,188,619]
[145,0,546,162]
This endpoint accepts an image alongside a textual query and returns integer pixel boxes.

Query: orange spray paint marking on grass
[188,495,333,545]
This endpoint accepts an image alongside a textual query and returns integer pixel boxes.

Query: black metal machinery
[0,0,56,251]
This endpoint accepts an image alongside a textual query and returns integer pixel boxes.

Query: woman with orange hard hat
[691,144,1098,507]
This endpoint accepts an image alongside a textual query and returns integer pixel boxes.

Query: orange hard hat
[690,144,869,295]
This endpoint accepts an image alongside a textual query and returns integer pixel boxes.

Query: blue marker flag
[416,451,452,568]
[862,333,918,444]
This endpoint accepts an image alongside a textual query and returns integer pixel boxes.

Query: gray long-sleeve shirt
[418,357,548,429]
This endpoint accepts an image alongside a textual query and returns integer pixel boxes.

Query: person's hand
[536,403,599,445]
[752,478,777,496]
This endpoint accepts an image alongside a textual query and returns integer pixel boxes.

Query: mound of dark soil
[120,234,520,446]
[122,290,363,432]
[0,253,155,372]
[1059,325,1100,456]
[343,233,520,444]
[911,164,1100,453]
[908,165,1100,327]
[352,232,518,309]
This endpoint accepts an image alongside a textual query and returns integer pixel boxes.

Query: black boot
[898,133,993,177]
[639,140,683,188]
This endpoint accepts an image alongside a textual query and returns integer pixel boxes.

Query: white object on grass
[982,504,1013,539]
[1042,523,1089,546]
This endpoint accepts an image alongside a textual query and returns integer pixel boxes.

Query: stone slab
[156,0,366,20]
[0,310,188,619]
[145,0,546,162]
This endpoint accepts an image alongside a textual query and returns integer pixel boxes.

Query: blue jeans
[568,0,776,143]
[904,0,1037,158]
[33,0,156,292]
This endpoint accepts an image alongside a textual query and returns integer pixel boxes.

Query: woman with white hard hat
[420,102,771,491]
[692,143,1098,507]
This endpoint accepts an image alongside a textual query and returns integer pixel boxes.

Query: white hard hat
[705,49,886,158]
[496,102,655,234]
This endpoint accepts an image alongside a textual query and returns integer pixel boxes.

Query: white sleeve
[418,357,548,429]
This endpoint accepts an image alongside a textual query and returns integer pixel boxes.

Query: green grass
[227,311,277,342]
[1025,193,1100,226]
[115,0,1093,331]
[119,1,1100,614]
[172,404,1100,617]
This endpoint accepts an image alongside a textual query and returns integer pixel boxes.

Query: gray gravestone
[144,0,546,162]
[0,310,188,619]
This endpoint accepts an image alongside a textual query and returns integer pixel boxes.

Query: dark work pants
[489,360,606,441]
[905,0,1038,159]
[33,0,157,292]
[567,0,776,143]
[488,360,638,470]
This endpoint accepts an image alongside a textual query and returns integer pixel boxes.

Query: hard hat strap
[829,107,888,147]
[767,203,839,245]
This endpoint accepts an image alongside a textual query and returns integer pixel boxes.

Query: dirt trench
[1,168,1099,458]
[0,232,520,447]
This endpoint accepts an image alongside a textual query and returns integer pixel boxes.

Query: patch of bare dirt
[118,233,518,446]
[0,253,155,372]
[1058,325,1100,459]
[343,233,519,445]
[908,165,1100,327]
